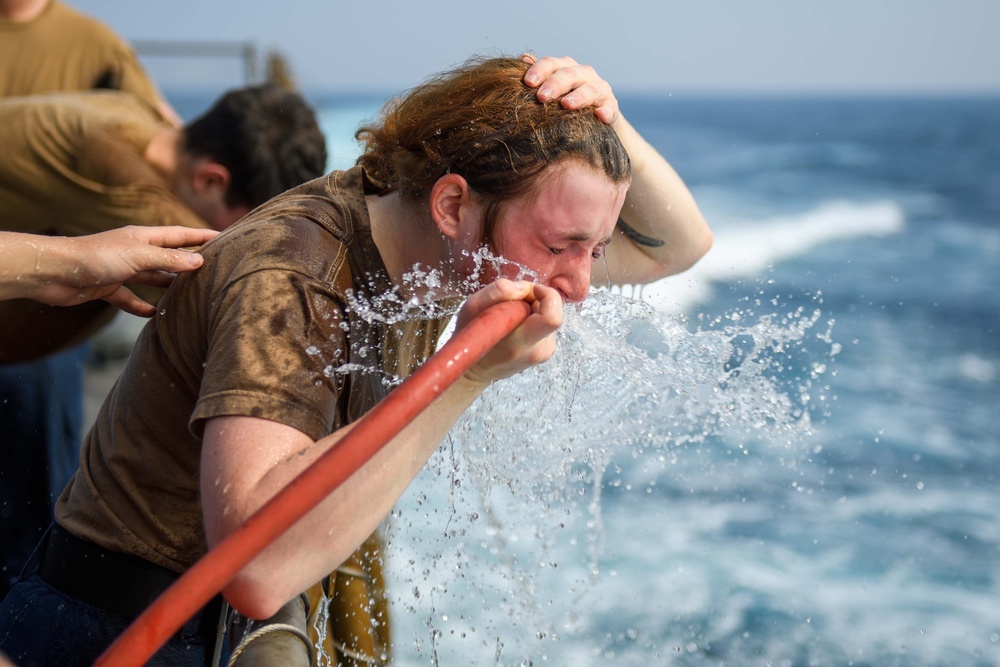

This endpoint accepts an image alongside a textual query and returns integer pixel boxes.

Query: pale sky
[74,0,1000,95]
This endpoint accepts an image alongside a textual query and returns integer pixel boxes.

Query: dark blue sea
[174,92,1000,665]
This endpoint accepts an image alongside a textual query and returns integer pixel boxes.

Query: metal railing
[133,39,259,85]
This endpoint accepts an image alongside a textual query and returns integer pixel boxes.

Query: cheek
[520,250,557,282]
[496,254,551,283]
[491,237,552,282]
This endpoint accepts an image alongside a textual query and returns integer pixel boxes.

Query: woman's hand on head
[521,54,620,125]
[457,279,563,385]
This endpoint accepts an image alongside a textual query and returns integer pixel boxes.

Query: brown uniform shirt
[55,167,450,573]
[0,91,207,363]
[0,0,163,108]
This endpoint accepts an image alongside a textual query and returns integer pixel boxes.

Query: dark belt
[39,523,222,637]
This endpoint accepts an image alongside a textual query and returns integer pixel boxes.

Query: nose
[549,259,592,303]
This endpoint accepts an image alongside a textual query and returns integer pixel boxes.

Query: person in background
[0,53,709,666]
[0,225,217,667]
[0,0,181,125]
[0,84,327,600]
[0,0,209,603]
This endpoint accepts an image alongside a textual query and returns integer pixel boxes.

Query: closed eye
[548,246,565,255]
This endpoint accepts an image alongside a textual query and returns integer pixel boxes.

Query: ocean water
[182,92,1000,665]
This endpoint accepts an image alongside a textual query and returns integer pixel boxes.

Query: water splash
[312,586,334,667]
[344,246,540,328]
[384,289,838,665]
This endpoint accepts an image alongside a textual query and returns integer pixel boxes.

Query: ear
[428,173,482,248]
[191,161,232,196]
[189,160,249,230]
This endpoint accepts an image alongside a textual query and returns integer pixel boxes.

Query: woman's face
[487,162,628,303]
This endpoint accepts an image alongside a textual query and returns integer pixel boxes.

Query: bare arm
[0,226,218,315]
[523,55,713,286]
[201,280,563,619]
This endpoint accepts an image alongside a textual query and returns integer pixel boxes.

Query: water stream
[381,289,835,665]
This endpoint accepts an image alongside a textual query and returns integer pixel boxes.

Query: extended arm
[0,226,218,315]
[201,280,563,619]
[524,55,713,286]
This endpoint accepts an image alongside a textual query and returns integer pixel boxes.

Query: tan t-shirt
[56,167,452,572]
[0,90,206,363]
[0,0,162,108]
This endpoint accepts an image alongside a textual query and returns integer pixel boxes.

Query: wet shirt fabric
[55,167,450,660]
[0,0,163,106]
[0,91,205,362]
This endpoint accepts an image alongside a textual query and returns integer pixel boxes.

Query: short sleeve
[109,43,165,115]
[191,266,352,441]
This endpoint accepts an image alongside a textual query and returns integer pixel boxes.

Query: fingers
[521,55,619,125]
[76,226,212,278]
[458,278,533,319]
[125,269,179,289]
[130,246,205,275]
[459,280,564,383]
[86,226,215,314]
[136,225,219,250]
[520,282,564,337]
[102,286,157,318]
[111,226,212,275]
[457,279,560,329]
[522,54,578,89]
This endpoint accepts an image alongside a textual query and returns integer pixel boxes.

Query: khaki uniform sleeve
[191,268,353,442]
[104,41,167,118]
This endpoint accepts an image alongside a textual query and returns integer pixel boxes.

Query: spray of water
[314,253,839,664]
[377,288,838,665]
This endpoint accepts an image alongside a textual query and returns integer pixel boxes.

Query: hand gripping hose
[95,299,531,666]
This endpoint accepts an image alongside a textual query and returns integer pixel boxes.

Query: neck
[367,192,454,302]
[0,0,48,21]
[143,129,185,189]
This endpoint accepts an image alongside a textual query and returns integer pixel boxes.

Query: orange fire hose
[95,299,531,666]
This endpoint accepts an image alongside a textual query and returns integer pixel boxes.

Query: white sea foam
[632,199,906,315]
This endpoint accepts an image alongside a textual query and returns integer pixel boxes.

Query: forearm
[208,373,490,618]
[0,232,78,302]
[611,115,713,281]
[207,281,559,618]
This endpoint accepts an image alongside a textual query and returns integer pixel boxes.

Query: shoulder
[241,169,371,246]
[203,209,351,293]
[193,169,376,297]
[45,1,128,48]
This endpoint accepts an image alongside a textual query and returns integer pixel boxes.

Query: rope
[227,623,314,667]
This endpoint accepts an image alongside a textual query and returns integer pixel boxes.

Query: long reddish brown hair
[356,56,630,236]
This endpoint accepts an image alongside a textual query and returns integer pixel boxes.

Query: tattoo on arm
[616,218,665,248]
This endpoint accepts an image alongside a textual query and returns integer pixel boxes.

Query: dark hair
[356,56,630,237]
[183,84,327,208]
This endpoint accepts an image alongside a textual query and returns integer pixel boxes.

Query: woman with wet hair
[0,55,710,666]
[359,54,710,299]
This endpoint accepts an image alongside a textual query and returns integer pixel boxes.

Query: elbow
[695,225,714,263]
[222,570,296,620]
[674,224,714,275]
